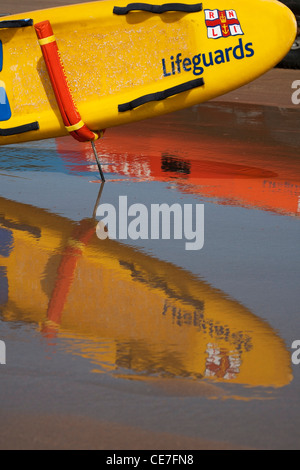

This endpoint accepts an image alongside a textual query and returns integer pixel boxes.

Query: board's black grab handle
[113,2,203,14]
[0,19,33,29]
[0,121,39,137]
[118,77,204,112]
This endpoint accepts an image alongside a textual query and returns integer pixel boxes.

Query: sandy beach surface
[0,411,253,450]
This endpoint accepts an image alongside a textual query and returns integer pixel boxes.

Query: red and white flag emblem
[204,9,244,39]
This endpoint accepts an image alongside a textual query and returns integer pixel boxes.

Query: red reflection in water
[57,103,300,217]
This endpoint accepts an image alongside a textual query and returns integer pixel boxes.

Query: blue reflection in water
[0,228,12,306]
[0,142,95,177]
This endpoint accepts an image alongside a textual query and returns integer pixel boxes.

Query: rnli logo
[204,9,244,39]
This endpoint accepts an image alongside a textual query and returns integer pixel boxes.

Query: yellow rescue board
[0,0,296,144]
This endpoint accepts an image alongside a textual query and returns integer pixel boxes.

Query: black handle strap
[0,19,33,29]
[118,77,204,112]
[113,3,202,14]
[0,121,39,137]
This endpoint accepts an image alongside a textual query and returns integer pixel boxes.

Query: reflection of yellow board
[0,0,296,144]
[0,196,292,388]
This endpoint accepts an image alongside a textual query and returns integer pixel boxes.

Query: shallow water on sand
[0,101,300,449]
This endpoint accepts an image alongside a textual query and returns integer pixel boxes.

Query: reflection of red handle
[34,20,104,142]
[42,219,96,338]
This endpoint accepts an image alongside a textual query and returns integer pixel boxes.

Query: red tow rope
[34,20,104,142]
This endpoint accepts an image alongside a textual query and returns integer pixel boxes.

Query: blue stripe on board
[0,41,2,72]
[0,227,13,257]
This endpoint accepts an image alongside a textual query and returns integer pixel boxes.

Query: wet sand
[0,0,299,452]
[0,412,252,450]
[213,68,300,109]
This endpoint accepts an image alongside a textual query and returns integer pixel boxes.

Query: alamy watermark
[291,80,300,104]
[291,340,300,365]
[0,340,6,365]
[0,88,7,105]
[96,196,204,251]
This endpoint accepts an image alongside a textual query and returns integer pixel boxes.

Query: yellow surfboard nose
[266,0,298,65]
